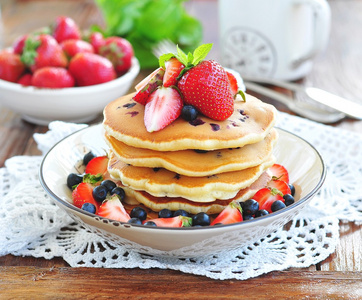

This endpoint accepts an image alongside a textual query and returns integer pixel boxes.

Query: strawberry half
[252,188,284,213]
[163,57,185,87]
[268,164,289,183]
[133,67,164,105]
[211,202,243,225]
[144,86,183,132]
[178,60,234,121]
[85,155,109,175]
[267,179,291,196]
[98,195,130,222]
[144,216,192,228]
[72,182,99,212]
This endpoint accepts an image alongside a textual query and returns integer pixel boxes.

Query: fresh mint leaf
[192,43,212,65]
[176,45,189,66]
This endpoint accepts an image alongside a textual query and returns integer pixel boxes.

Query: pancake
[122,171,272,214]
[105,128,277,177]
[103,92,277,151]
[108,150,275,202]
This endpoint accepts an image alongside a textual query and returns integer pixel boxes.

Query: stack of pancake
[103,92,278,214]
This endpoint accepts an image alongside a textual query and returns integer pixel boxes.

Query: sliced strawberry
[211,202,243,225]
[252,188,284,213]
[85,155,109,175]
[163,57,185,87]
[72,182,99,212]
[133,67,164,105]
[268,164,289,183]
[267,179,291,196]
[144,86,183,132]
[226,71,238,96]
[98,195,130,222]
[144,216,192,228]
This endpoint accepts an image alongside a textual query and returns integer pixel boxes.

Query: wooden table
[1,0,361,298]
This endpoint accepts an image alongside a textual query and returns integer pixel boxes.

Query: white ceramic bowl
[39,125,326,258]
[0,58,140,125]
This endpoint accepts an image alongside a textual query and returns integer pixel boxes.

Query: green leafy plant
[94,0,203,69]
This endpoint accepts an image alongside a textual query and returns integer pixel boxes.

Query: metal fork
[152,40,346,123]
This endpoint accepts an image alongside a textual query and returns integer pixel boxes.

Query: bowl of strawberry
[0,16,139,125]
[40,125,326,258]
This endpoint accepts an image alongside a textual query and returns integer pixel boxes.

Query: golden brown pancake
[122,171,272,214]
[107,150,275,202]
[103,93,277,151]
[105,128,278,177]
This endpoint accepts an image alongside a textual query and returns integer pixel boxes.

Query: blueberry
[255,209,269,218]
[127,217,142,225]
[242,199,259,216]
[81,203,96,214]
[243,214,254,220]
[144,221,157,227]
[111,187,125,201]
[192,212,210,226]
[173,209,189,217]
[66,173,83,190]
[181,105,198,122]
[101,180,117,192]
[83,151,95,166]
[130,207,147,221]
[158,208,173,218]
[288,183,296,196]
[92,185,108,202]
[271,200,286,212]
[283,194,295,206]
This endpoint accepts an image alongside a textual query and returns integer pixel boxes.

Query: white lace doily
[1,116,361,280]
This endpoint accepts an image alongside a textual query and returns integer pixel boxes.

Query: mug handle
[291,0,331,68]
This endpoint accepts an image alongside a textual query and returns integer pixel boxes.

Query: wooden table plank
[0,267,361,299]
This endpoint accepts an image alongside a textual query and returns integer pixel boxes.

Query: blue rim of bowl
[39,125,326,231]
[0,57,140,94]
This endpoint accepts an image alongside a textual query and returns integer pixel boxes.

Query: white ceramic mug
[218,0,331,81]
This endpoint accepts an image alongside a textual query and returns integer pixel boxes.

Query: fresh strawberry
[144,86,183,132]
[133,67,165,105]
[17,73,33,86]
[52,16,81,43]
[211,202,243,225]
[268,164,289,183]
[68,53,116,86]
[12,34,28,55]
[226,71,238,96]
[163,57,185,87]
[98,195,130,222]
[32,67,75,88]
[144,216,192,228]
[178,59,234,121]
[88,32,105,54]
[267,179,291,196]
[21,34,68,73]
[0,50,26,82]
[252,188,284,213]
[61,39,94,58]
[85,155,109,175]
[72,182,99,211]
[99,36,134,75]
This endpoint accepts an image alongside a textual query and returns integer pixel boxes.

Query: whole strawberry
[0,50,26,82]
[21,34,68,73]
[61,39,94,58]
[68,52,116,86]
[53,16,81,43]
[178,59,234,121]
[12,34,28,55]
[88,32,105,54]
[99,37,134,75]
[32,67,75,88]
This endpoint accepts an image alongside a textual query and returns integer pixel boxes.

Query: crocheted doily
[1,114,361,280]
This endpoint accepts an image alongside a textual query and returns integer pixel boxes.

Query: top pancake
[103,92,277,151]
